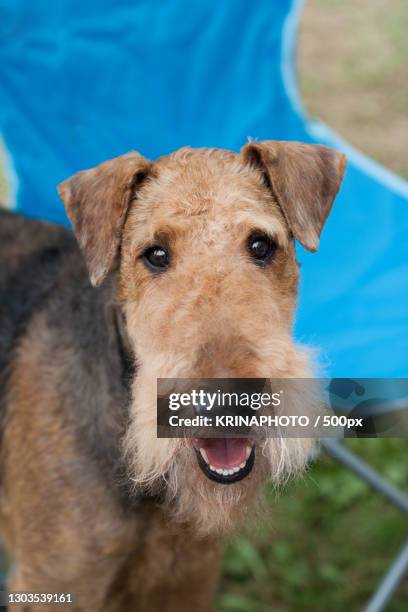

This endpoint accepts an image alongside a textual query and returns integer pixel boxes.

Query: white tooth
[199,448,209,464]
[246,445,252,459]
[224,469,230,476]
[210,465,216,472]
[240,462,246,469]
[216,469,223,475]
[228,469,234,475]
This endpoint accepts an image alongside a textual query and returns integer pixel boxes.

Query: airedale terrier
[0,141,346,611]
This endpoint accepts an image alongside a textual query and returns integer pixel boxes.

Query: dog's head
[59,142,346,533]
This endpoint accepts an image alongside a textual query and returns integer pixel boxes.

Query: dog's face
[59,142,346,533]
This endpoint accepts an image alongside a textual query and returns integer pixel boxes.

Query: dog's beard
[164,437,313,535]
[125,430,313,535]
[123,354,318,536]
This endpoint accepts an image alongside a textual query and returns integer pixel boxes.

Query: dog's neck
[113,304,136,391]
[93,275,167,510]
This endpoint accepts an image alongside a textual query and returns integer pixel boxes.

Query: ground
[0,144,9,206]
[219,440,408,611]
[219,1,408,610]
[298,0,408,179]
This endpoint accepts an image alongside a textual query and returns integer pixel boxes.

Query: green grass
[218,440,408,611]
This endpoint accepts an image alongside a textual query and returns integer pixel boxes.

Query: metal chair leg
[322,439,408,611]
[322,439,408,514]
[364,538,408,612]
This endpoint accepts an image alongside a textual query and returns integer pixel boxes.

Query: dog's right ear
[241,141,346,252]
[58,152,151,287]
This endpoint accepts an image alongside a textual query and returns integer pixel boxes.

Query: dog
[0,141,346,611]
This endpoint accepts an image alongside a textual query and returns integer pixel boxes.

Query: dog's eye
[247,234,277,264]
[142,245,170,272]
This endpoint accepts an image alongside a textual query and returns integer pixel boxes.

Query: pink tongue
[194,438,249,469]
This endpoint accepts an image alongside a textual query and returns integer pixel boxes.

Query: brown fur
[0,141,346,611]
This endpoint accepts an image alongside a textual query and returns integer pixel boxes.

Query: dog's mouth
[192,438,255,484]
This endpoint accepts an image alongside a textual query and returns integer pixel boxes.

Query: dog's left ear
[241,140,346,251]
[58,152,151,286]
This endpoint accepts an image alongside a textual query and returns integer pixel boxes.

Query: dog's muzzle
[192,438,255,484]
